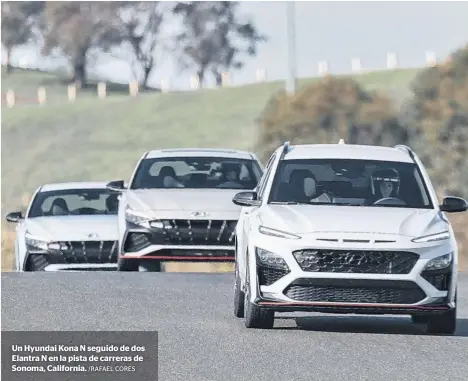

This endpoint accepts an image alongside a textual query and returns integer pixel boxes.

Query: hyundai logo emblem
[88,233,98,239]
[191,211,208,217]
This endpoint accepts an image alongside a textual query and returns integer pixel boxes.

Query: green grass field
[1,66,420,212]
[3,65,468,272]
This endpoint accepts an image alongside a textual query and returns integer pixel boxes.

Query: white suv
[107,148,263,271]
[232,141,467,334]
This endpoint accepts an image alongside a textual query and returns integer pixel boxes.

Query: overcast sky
[5,1,468,89]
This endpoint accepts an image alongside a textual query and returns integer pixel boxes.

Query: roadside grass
[2,65,466,272]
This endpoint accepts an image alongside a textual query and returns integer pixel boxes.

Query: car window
[28,189,119,217]
[130,156,263,190]
[268,159,433,209]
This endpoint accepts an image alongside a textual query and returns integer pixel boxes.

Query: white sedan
[5,182,120,271]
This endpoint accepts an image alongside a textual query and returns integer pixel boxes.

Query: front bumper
[249,235,457,315]
[120,219,237,261]
[24,240,118,271]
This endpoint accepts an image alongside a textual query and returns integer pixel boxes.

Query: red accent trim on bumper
[119,254,235,261]
[257,301,450,310]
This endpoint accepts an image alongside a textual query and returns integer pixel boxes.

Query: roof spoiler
[394,144,416,161]
[279,141,291,160]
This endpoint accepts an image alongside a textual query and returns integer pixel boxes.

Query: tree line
[1,1,266,88]
[256,43,468,198]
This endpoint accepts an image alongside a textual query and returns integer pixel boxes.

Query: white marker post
[318,60,329,76]
[38,87,46,105]
[6,90,15,108]
[190,75,200,90]
[256,68,267,82]
[351,58,362,73]
[160,78,170,93]
[68,84,76,102]
[387,52,398,69]
[425,51,437,67]
[98,82,107,99]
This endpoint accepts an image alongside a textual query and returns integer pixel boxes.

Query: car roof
[145,148,255,160]
[283,144,414,163]
[39,182,110,192]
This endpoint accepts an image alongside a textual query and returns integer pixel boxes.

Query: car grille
[293,249,419,274]
[124,219,237,251]
[257,264,290,286]
[25,240,118,270]
[283,279,426,305]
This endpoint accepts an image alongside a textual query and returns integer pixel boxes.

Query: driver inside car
[371,168,401,200]
[218,163,243,188]
[304,174,332,203]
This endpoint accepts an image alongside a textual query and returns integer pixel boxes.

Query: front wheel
[243,260,274,329]
[117,257,140,271]
[426,307,457,335]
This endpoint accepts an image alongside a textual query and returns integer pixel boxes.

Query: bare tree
[1,1,44,73]
[172,1,266,87]
[41,2,124,85]
[116,2,166,89]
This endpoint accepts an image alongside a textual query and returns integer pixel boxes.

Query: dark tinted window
[28,188,119,217]
[269,159,433,209]
[130,157,263,190]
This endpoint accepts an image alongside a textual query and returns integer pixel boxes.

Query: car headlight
[258,226,301,239]
[411,231,450,243]
[125,207,151,228]
[424,252,453,271]
[25,233,68,252]
[255,247,289,270]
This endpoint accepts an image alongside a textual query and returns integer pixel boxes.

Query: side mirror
[440,196,468,213]
[233,191,261,207]
[106,180,126,193]
[5,211,24,223]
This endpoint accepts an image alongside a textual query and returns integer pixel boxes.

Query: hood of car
[259,205,448,238]
[126,188,243,214]
[24,215,118,242]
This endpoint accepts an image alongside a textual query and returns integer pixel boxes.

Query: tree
[172,1,266,87]
[1,1,44,73]
[116,1,165,89]
[405,44,468,197]
[256,76,410,161]
[41,2,124,86]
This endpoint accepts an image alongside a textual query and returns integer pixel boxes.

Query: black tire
[411,315,428,324]
[117,257,140,271]
[426,308,457,334]
[243,260,274,329]
[233,261,245,318]
[426,291,457,335]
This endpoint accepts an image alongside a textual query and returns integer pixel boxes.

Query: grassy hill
[4,65,466,272]
[1,66,420,212]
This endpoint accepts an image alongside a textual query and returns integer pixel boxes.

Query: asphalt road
[2,272,468,381]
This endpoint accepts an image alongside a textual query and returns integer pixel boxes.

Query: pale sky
[5,1,468,90]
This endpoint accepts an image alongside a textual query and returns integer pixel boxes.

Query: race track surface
[2,272,468,381]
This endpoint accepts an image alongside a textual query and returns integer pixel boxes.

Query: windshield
[28,188,119,217]
[130,156,263,190]
[268,159,433,209]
